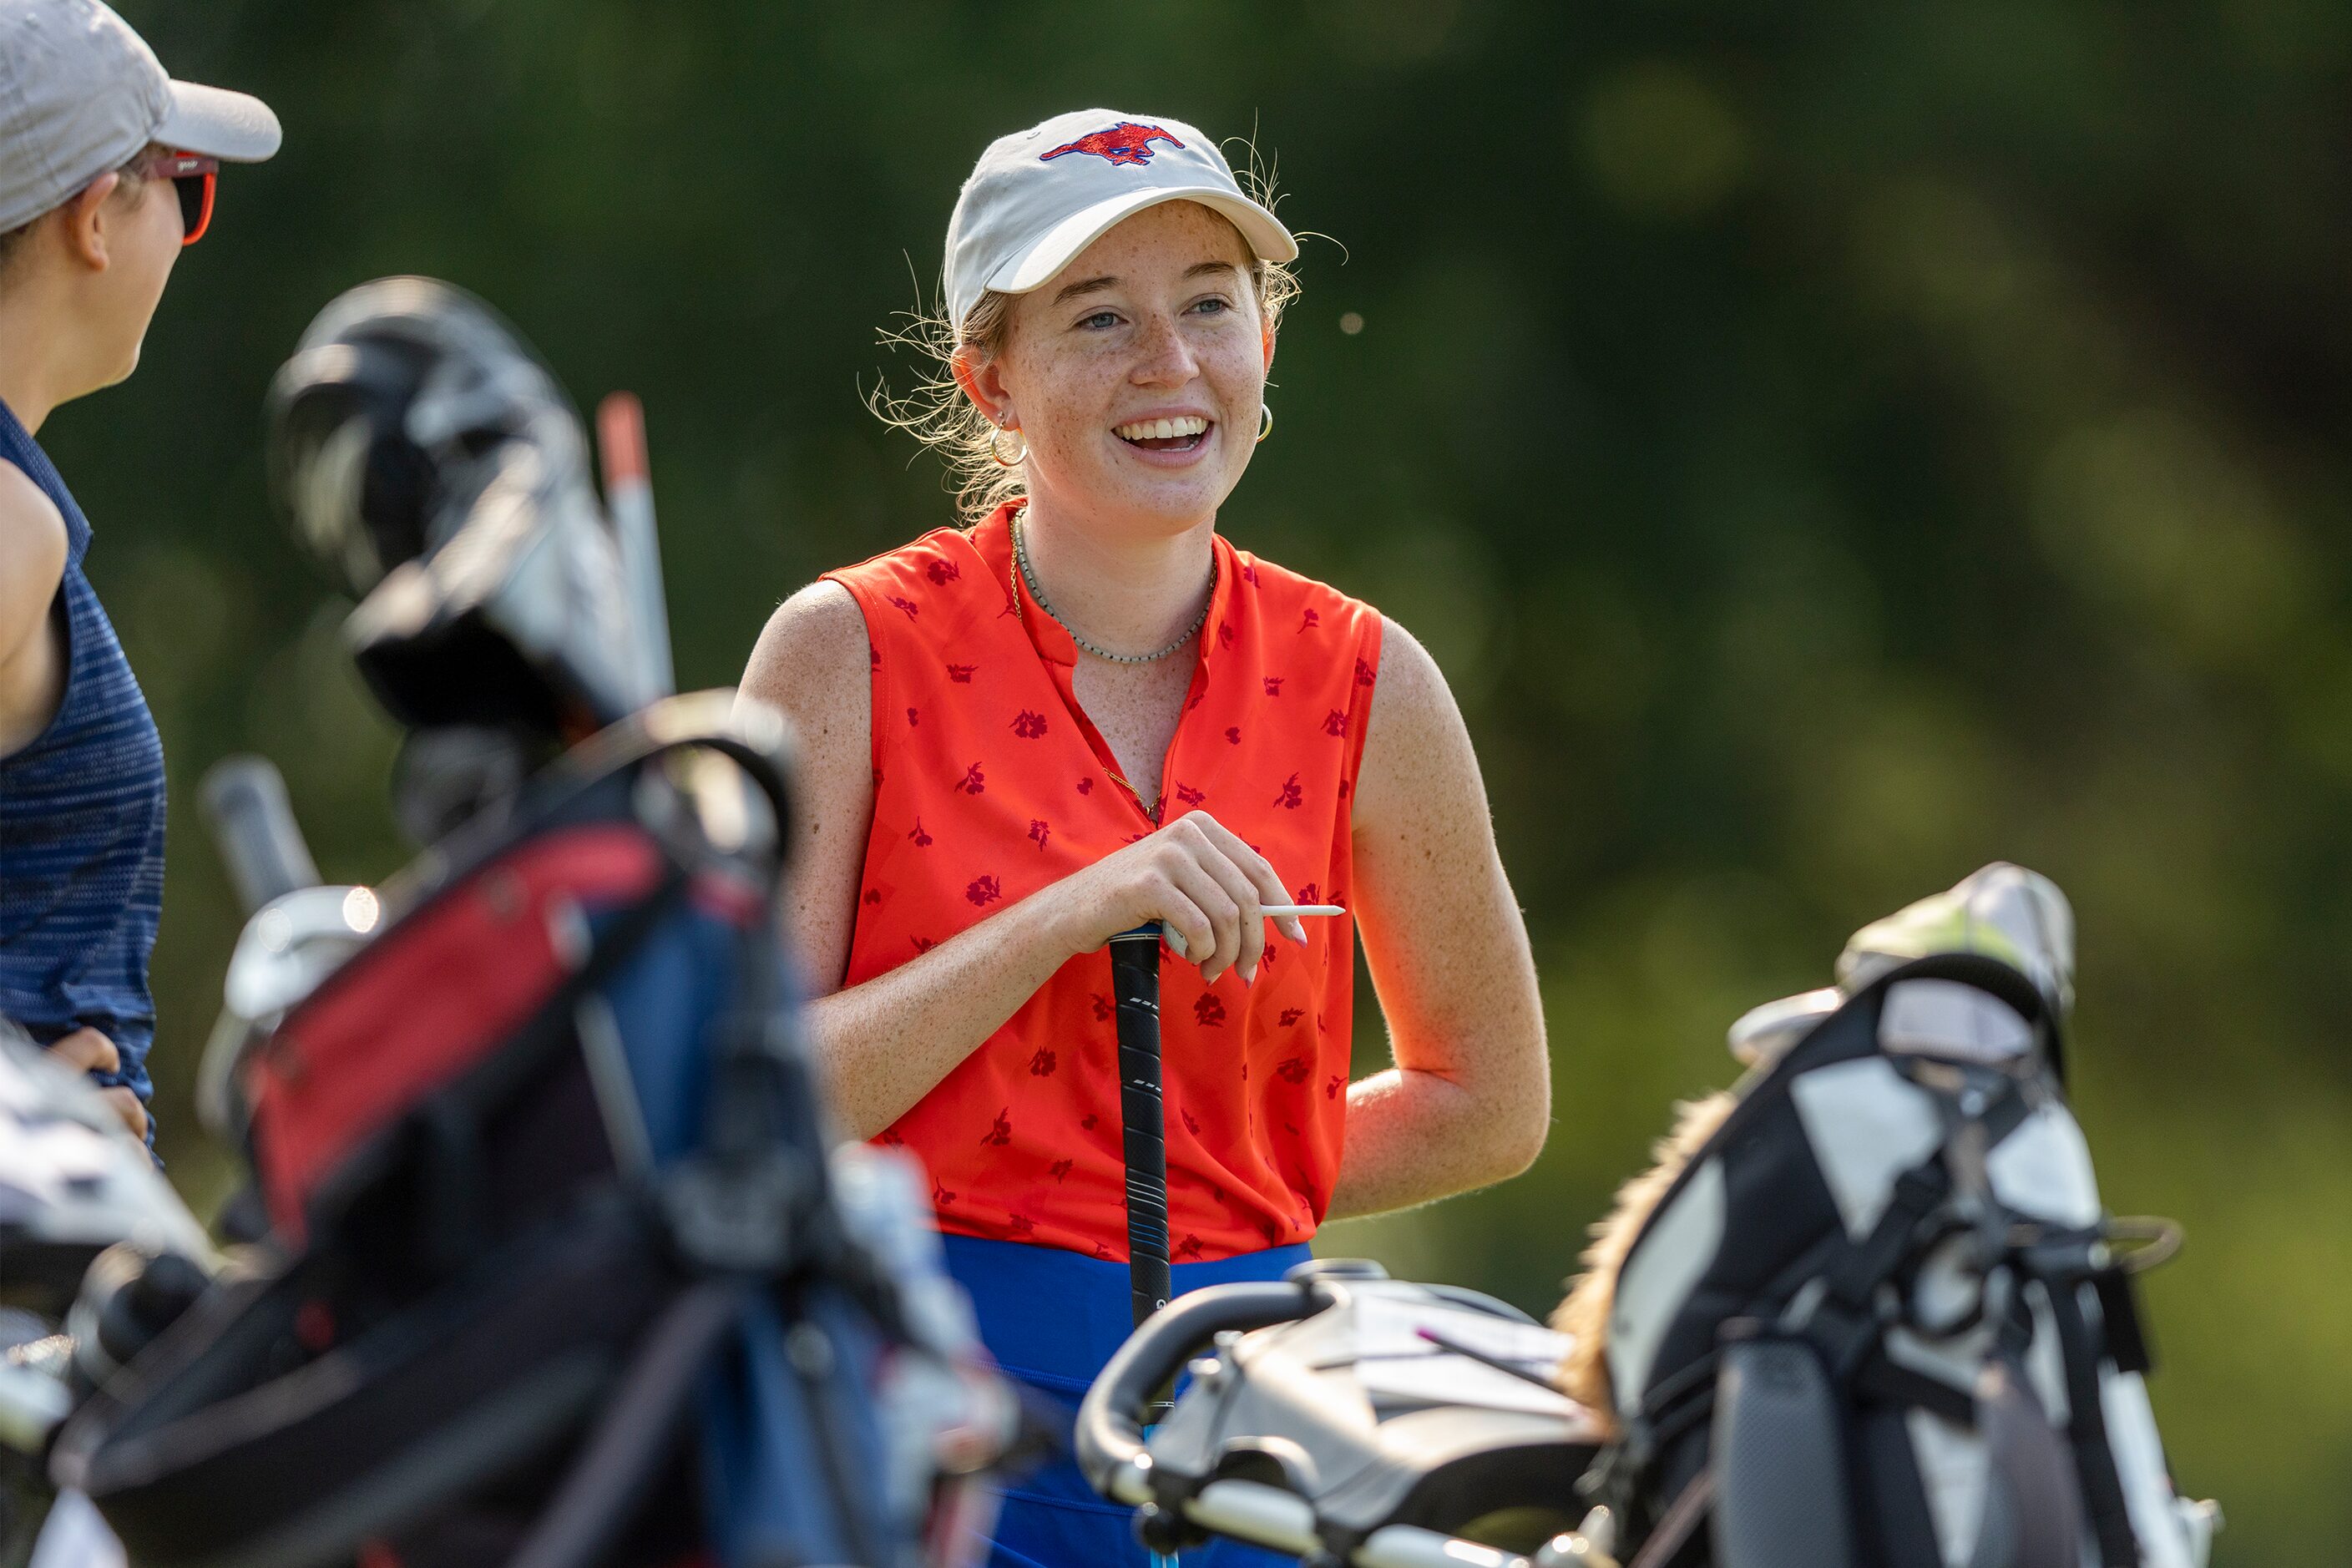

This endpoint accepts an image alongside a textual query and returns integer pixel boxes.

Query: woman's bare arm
[1325,618,1550,1218]
[739,582,1300,1140]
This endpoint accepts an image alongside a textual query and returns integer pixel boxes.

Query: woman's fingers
[1192,842,1267,983]
[43,1030,143,1139]
[1190,814,1308,946]
[48,1027,120,1076]
[1165,854,1242,981]
[99,1087,148,1142]
[1158,879,1217,974]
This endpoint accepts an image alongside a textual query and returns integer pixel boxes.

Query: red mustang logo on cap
[1040,121,1186,167]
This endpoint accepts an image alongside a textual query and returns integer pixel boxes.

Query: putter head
[266,276,658,742]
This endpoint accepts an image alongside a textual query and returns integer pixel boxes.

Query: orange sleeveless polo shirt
[822,503,1383,1262]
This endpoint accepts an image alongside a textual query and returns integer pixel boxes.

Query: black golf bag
[1586,867,2216,1568]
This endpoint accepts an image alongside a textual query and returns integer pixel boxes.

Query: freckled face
[989,200,1271,539]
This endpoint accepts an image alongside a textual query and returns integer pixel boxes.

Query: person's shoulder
[742,579,868,710]
[1224,540,1378,628]
[0,461,68,652]
[825,524,984,600]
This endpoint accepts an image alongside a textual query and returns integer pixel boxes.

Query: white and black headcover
[1605,866,2216,1568]
[265,277,660,740]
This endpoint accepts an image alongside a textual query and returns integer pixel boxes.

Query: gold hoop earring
[1256,403,1274,443]
[989,424,1027,468]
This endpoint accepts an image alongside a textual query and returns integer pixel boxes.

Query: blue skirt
[944,1234,1312,1568]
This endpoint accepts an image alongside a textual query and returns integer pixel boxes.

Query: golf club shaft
[595,392,675,699]
[1109,923,1171,1331]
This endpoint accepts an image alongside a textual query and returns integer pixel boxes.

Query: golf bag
[47,279,1016,1567]
[1581,867,2216,1568]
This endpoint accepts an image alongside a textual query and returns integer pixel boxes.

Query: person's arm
[1326,618,1549,1219]
[0,470,147,1141]
[0,462,68,760]
[740,582,1306,1141]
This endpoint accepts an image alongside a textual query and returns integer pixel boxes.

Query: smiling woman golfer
[742,109,1548,1568]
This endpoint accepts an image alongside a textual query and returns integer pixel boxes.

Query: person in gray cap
[0,0,279,1142]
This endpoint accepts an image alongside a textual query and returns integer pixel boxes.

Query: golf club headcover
[266,276,657,740]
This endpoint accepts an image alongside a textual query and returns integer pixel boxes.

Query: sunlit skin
[0,154,184,1142]
[743,198,1549,1217]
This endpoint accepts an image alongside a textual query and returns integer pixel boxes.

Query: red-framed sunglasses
[144,150,220,246]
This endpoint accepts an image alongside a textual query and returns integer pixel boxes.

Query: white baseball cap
[0,0,281,235]
[943,109,1297,331]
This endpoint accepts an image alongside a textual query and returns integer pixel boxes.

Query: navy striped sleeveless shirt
[0,397,164,1111]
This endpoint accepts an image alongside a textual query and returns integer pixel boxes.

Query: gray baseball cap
[0,0,280,235]
[943,109,1297,331]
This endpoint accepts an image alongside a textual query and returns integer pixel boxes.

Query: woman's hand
[47,1027,149,1141]
[1050,810,1309,985]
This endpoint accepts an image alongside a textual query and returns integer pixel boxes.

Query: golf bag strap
[2041,1272,2142,1568]
[1854,1352,1976,1426]
[509,1279,751,1568]
[2094,1263,2155,1377]
[1822,1164,1950,1313]
[1625,1466,1712,1568]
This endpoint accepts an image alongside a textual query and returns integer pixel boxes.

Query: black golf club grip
[199,756,321,915]
[1110,923,1171,1328]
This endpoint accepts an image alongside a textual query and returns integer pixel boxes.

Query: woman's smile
[1111,411,1216,463]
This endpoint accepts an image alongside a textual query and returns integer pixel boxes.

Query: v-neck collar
[966,502,1236,825]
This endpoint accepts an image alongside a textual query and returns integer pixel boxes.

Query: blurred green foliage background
[38,0,2344,1556]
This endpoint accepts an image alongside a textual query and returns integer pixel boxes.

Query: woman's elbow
[1490,1036,1550,1179]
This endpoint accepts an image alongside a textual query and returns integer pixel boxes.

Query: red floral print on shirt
[947,662,977,683]
[966,874,1001,906]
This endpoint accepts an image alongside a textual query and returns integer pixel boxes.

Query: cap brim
[988,186,1298,299]
[157,81,281,163]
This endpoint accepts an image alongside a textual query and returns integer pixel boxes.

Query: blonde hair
[870,154,1302,525]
